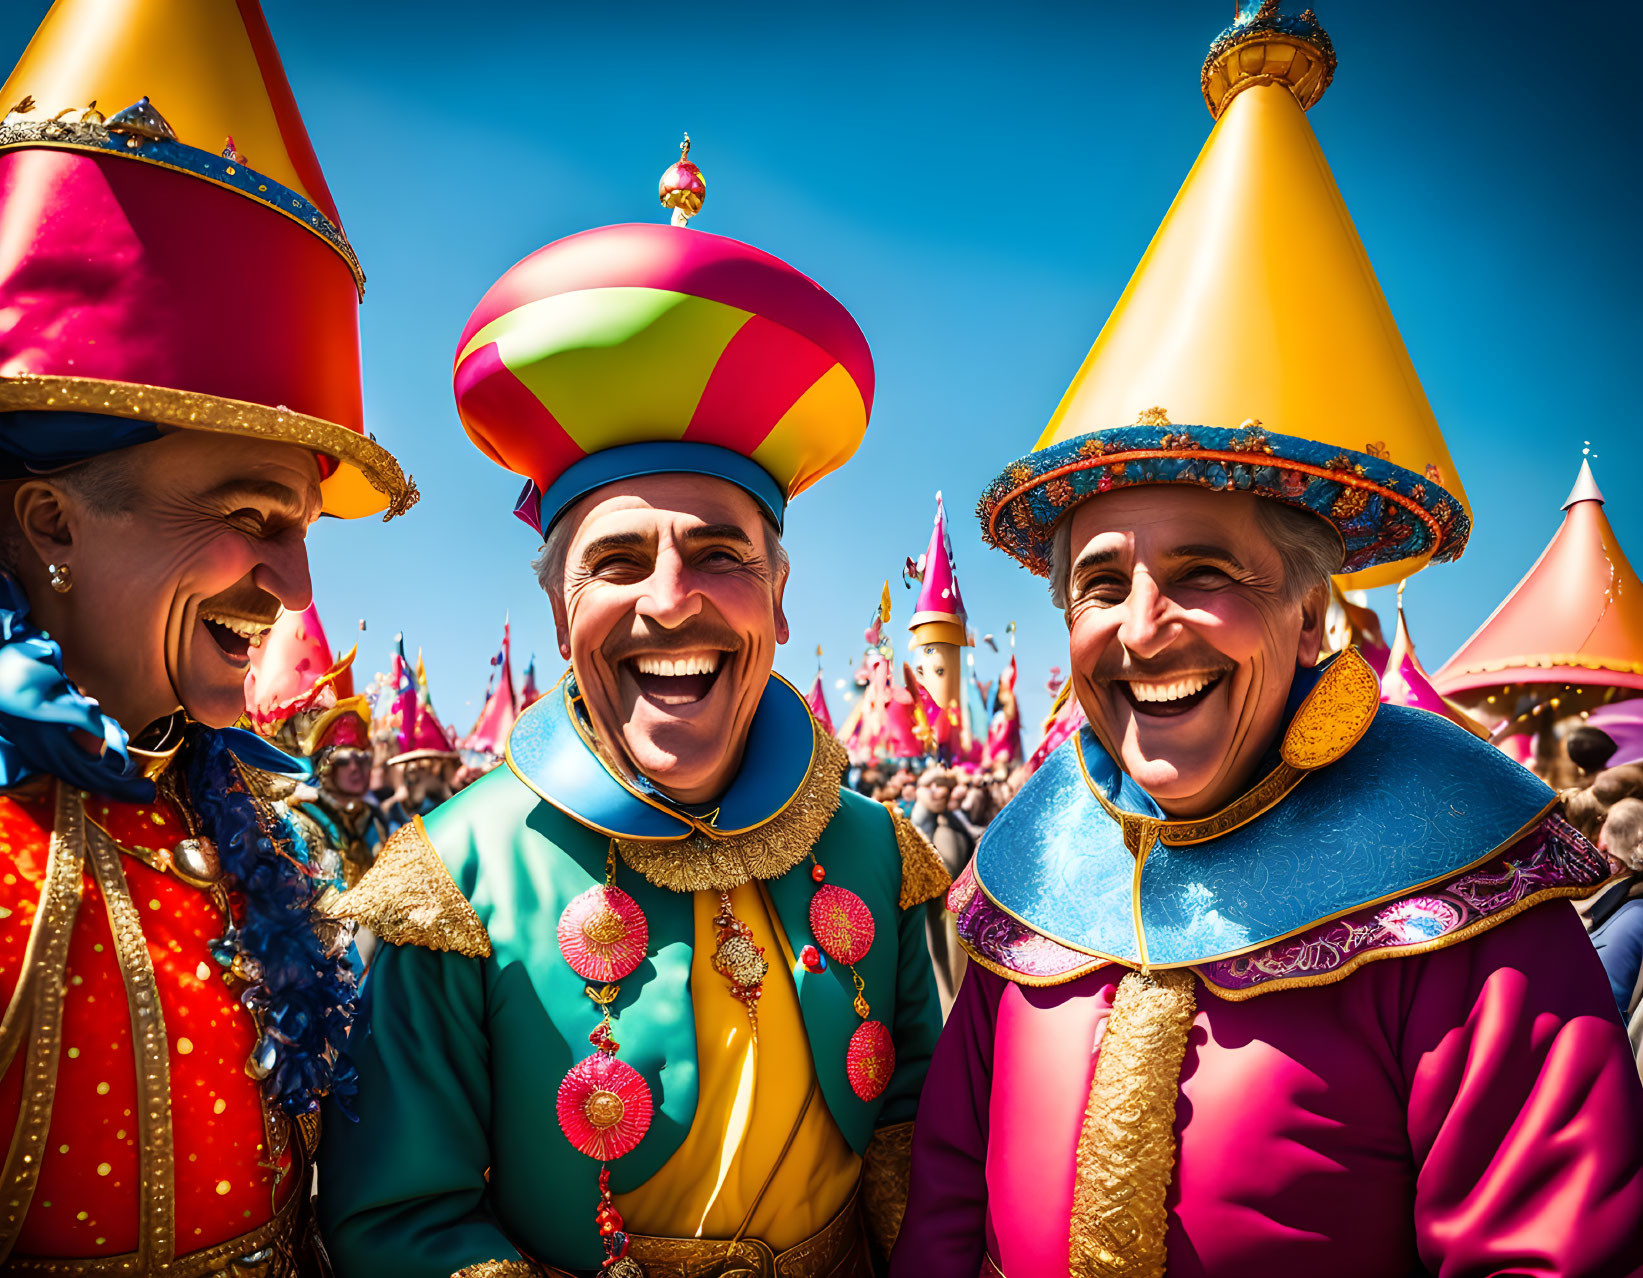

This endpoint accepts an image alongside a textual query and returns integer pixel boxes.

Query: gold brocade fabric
[1069,969,1197,1278]
[614,731,848,894]
[337,818,491,958]
[860,1121,914,1263]
[887,808,951,910]
[614,883,861,1251]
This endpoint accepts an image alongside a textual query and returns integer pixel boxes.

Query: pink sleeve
[1401,900,1643,1277]
[890,965,1004,1277]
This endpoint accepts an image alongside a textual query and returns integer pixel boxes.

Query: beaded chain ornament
[710,891,770,1040]
[555,844,654,1278]
[802,856,896,1101]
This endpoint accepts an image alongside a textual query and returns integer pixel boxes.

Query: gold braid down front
[1069,969,1197,1278]
[615,727,849,893]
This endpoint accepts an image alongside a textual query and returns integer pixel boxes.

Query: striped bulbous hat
[453,141,875,537]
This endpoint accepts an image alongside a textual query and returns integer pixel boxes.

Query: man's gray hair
[1047,497,1343,611]
[533,514,790,599]
[0,451,141,574]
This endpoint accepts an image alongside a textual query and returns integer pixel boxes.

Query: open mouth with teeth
[1115,670,1228,718]
[200,611,274,665]
[623,651,728,707]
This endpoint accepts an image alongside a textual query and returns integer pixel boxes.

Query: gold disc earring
[47,563,72,593]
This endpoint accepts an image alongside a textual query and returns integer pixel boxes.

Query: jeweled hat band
[979,420,1470,579]
[0,102,363,293]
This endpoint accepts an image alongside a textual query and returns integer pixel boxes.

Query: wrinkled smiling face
[15,432,321,733]
[551,474,788,806]
[1063,487,1326,818]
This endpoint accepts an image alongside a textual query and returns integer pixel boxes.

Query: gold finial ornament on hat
[659,133,706,226]
[1201,1,1336,118]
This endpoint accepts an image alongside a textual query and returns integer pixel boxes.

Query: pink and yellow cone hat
[908,493,971,651]
[453,136,874,537]
[979,3,1470,590]
[0,0,413,519]
[243,603,371,756]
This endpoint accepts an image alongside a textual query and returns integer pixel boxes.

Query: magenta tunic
[894,902,1643,1277]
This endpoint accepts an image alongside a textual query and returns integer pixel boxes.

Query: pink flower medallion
[1375,896,1462,945]
[845,1020,895,1101]
[809,884,875,967]
[557,1052,654,1161]
[558,885,649,982]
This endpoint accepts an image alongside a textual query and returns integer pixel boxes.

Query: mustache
[603,619,742,663]
[197,581,283,626]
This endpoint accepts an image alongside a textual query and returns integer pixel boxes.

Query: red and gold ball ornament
[658,132,706,226]
[558,884,649,983]
[805,867,895,1101]
[809,884,874,966]
[846,1021,895,1103]
[556,1051,654,1162]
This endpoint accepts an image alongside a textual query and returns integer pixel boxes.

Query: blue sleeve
[1596,907,1643,1019]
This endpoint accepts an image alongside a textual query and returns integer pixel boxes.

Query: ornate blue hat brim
[978,424,1470,578]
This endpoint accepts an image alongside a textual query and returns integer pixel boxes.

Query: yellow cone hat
[980,4,1470,589]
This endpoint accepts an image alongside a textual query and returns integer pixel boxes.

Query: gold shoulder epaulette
[886,804,951,910]
[339,818,492,958]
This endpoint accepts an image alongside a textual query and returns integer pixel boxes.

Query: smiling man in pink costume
[891,6,1643,1276]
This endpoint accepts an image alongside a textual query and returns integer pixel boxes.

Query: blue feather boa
[0,573,357,1118]
[184,726,358,1117]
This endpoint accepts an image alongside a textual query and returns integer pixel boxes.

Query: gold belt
[615,1184,870,1278]
[4,1176,305,1277]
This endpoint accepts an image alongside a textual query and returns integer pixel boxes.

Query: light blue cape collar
[973,657,1557,967]
[504,670,816,840]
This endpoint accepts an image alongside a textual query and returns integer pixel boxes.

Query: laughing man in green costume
[318,152,947,1278]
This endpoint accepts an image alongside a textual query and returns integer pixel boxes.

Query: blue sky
[4,2,1639,736]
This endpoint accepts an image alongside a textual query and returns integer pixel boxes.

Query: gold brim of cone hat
[0,375,416,521]
[1039,64,1469,590]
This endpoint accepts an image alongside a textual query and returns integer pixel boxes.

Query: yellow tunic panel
[614,882,861,1250]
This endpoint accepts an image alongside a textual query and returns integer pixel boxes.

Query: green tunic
[318,676,945,1277]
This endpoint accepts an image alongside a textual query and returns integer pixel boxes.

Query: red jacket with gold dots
[0,780,309,1271]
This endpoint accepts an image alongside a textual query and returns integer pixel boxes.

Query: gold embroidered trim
[338,817,492,958]
[861,1120,915,1262]
[1279,647,1379,770]
[888,808,950,910]
[0,375,418,521]
[1069,968,1196,1278]
[450,1263,548,1278]
[1194,880,1606,1002]
[0,785,85,1262]
[614,726,848,894]
[83,814,175,1269]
